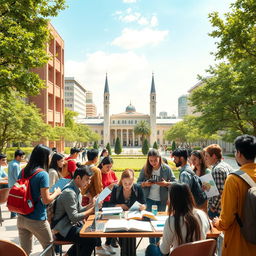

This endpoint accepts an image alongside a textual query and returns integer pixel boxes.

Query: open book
[126,210,157,220]
[104,219,153,232]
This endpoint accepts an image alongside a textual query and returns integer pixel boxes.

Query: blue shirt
[0,166,8,179]
[8,159,21,187]
[19,169,49,220]
[179,164,193,189]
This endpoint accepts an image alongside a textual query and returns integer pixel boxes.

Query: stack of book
[101,206,123,219]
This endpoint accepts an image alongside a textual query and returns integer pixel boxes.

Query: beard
[175,161,182,167]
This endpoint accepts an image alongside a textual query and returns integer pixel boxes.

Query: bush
[171,141,176,151]
[106,143,112,155]
[142,139,149,155]
[93,141,99,149]
[153,141,158,149]
[114,137,122,155]
[5,147,33,161]
[64,147,71,155]
[192,146,201,150]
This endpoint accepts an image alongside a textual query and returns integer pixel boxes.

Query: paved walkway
[0,204,149,256]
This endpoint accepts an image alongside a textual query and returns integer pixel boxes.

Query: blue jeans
[146,198,166,244]
[145,244,163,256]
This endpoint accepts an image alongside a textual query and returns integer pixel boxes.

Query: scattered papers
[98,187,112,202]
[151,216,168,231]
[49,178,71,193]
[104,219,153,232]
[199,173,219,198]
[129,201,142,211]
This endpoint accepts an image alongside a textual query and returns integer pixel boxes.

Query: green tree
[0,93,52,152]
[153,141,158,149]
[0,0,66,96]
[134,120,151,143]
[171,141,176,151]
[114,137,122,155]
[93,141,98,150]
[106,142,112,155]
[142,139,150,155]
[190,63,256,139]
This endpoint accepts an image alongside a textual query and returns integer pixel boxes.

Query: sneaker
[104,245,116,254]
[96,248,111,256]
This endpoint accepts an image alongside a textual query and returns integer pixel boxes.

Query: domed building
[78,74,181,147]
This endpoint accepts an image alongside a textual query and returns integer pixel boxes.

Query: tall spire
[104,73,109,93]
[150,72,156,93]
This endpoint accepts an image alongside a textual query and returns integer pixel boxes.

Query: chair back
[0,239,27,256]
[0,188,10,204]
[170,239,216,256]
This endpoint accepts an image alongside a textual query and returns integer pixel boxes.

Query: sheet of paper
[98,187,112,201]
[199,173,219,198]
[129,201,141,211]
[49,178,71,193]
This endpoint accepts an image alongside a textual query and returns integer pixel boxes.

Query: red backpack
[7,168,43,215]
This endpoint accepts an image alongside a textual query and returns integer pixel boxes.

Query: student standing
[137,149,176,244]
[17,145,61,256]
[146,183,210,256]
[0,153,8,189]
[213,135,256,256]
[8,149,26,218]
[49,152,65,188]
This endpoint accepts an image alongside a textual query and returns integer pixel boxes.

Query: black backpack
[186,170,207,206]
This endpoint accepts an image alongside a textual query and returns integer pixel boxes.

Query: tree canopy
[0,0,66,96]
[134,120,151,142]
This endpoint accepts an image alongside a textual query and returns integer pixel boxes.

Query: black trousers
[56,226,97,256]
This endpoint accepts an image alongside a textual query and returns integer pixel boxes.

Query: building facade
[29,23,64,152]
[64,77,87,120]
[78,74,181,147]
[178,94,188,118]
[86,91,97,117]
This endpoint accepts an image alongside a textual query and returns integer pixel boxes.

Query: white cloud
[123,0,137,3]
[150,16,158,27]
[121,13,141,22]
[111,28,169,50]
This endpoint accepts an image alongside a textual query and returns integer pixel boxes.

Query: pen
[156,224,164,227]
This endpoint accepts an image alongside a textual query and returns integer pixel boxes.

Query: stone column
[126,129,129,147]
[121,129,123,146]
[132,131,134,147]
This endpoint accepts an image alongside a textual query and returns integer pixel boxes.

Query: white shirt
[148,168,161,201]
[160,209,210,254]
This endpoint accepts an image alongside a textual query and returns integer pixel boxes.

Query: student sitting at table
[145,183,210,256]
[53,165,97,256]
[110,168,146,211]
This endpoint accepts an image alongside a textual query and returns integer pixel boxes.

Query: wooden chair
[0,188,10,225]
[0,239,27,256]
[170,239,216,256]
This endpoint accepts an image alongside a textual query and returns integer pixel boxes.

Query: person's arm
[41,187,61,205]
[137,168,152,187]
[49,169,58,188]
[213,175,238,231]
[160,218,174,255]
[92,168,103,195]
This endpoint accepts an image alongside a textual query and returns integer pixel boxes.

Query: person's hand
[139,204,146,211]
[116,204,129,211]
[210,207,217,213]
[54,187,61,196]
[142,181,152,187]
[212,217,220,227]
[156,178,170,187]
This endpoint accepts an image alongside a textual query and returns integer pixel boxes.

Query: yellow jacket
[217,163,256,256]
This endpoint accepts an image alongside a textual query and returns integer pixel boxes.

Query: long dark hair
[100,148,108,157]
[168,183,201,245]
[191,150,208,176]
[144,148,162,179]
[49,153,64,172]
[98,156,113,169]
[23,144,51,178]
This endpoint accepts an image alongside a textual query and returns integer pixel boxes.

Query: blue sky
[51,0,234,116]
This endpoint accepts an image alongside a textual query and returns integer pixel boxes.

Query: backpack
[186,170,207,206]
[232,170,256,244]
[47,185,74,229]
[7,168,43,215]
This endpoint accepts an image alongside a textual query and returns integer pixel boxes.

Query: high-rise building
[86,91,97,117]
[29,23,64,152]
[178,95,188,118]
[64,77,87,119]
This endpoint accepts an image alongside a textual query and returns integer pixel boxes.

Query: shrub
[142,139,150,155]
[114,137,122,155]
[153,141,158,149]
[171,141,176,151]
[106,142,112,155]
[93,141,99,149]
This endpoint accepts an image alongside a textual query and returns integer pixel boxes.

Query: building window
[101,130,103,135]
[112,120,115,124]
[157,130,160,135]
[131,120,133,124]
[118,120,120,124]
[135,120,137,124]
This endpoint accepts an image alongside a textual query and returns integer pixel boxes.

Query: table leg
[119,237,136,256]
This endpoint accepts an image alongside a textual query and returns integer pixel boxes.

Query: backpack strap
[232,170,256,188]
[22,168,43,179]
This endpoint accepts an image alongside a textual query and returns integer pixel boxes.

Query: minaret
[103,73,110,146]
[150,73,157,146]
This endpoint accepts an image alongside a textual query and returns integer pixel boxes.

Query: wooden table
[80,213,221,256]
